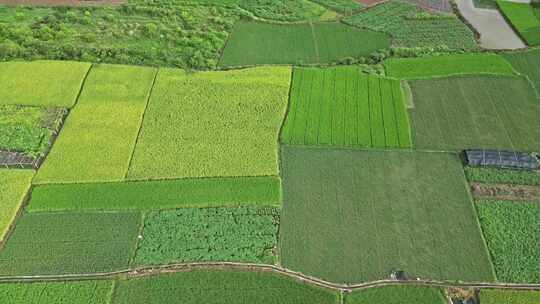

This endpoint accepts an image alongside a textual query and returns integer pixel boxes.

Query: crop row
[464,166,540,186]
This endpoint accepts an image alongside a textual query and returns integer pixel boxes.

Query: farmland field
[134,206,280,265]
[345,286,446,304]
[0,280,112,304]
[113,269,339,304]
[480,289,540,304]
[219,21,390,67]
[279,146,494,283]
[343,0,477,49]
[310,0,363,13]
[0,105,65,157]
[408,75,540,152]
[384,53,515,79]
[497,1,540,46]
[0,211,141,275]
[0,170,33,242]
[27,176,281,212]
[465,167,540,186]
[476,200,540,283]
[34,64,156,184]
[127,67,290,180]
[0,61,90,108]
[503,49,540,96]
[281,66,411,148]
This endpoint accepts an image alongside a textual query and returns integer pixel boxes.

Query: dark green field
[281,66,411,148]
[0,212,141,275]
[503,49,540,96]
[220,21,390,67]
[112,269,339,304]
[409,75,540,152]
[279,146,494,283]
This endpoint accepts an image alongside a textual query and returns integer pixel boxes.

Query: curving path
[456,0,526,49]
[1,262,540,292]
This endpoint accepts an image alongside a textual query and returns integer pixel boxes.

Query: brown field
[0,0,124,6]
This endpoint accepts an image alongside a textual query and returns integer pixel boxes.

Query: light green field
[384,53,515,79]
[345,286,446,304]
[27,176,281,212]
[0,280,112,304]
[281,66,411,148]
[113,270,338,304]
[409,75,540,152]
[497,1,540,45]
[480,289,540,304]
[127,67,290,180]
[0,211,141,275]
[0,170,34,242]
[34,64,156,184]
[0,61,91,108]
[220,21,390,67]
[280,146,494,283]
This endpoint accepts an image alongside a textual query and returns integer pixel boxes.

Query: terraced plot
[343,0,477,49]
[113,270,338,304]
[476,200,540,283]
[27,176,281,211]
[0,169,33,242]
[134,206,280,265]
[384,53,515,79]
[220,21,390,67]
[409,75,540,152]
[0,61,90,107]
[127,67,290,180]
[497,1,540,46]
[281,66,411,148]
[280,146,494,283]
[0,280,112,304]
[0,211,141,275]
[34,64,156,184]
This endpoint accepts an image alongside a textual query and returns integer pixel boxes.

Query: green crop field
[281,66,411,148]
[0,105,65,157]
[27,176,281,212]
[280,146,494,283]
[465,167,540,186]
[0,211,141,275]
[0,61,90,108]
[113,269,339,304]
[384,53,515,79]
[476,200,540,283]
[219,21,390,67]
[480,289,540,304]
[127,67,290,180]
[497,1,540,45]
[34,64,156,184]
[503,49,540,96]
[0,170,33,242]
[0,280,112,304]
[408,75,540,152]
[134,206,280,265]
[343,1,477,49]
[345,286,446,304]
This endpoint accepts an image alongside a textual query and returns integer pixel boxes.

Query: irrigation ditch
[1,262,540,293]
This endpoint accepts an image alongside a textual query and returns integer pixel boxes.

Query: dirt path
[456,0,526,49]
[2,261,540,292]
[471,183,540,202]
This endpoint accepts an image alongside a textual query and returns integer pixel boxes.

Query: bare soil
[471,183,540,202]
[0,0,124,6]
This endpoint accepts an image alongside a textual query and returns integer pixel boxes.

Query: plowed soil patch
[471,183,540,202]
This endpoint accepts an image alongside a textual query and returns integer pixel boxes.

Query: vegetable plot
[281,66,411,148]
[134,206,280,265]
